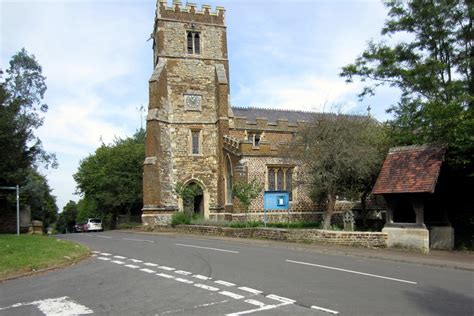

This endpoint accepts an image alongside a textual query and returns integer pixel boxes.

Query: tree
[73,129,145,229]
[232,179,262,225]
[21,168,58,231]
[292,114,388,230]
[1,48,57,219]
[56,200,78,234]
[340,0,473,173]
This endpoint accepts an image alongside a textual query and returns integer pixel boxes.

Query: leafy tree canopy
[1,48,56,187]
[340,0,473,173]
[73,129,145,229]
[293,115,388,229]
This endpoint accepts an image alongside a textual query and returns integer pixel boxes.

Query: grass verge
[0,234,89,279]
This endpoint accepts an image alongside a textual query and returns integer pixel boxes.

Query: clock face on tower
[184,94,202,111]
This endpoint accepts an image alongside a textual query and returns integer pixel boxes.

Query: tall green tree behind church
[341,0,473,174]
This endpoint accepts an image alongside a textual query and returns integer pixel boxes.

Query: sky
[1,0,401,211]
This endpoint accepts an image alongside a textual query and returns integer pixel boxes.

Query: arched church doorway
[183,181,204,218]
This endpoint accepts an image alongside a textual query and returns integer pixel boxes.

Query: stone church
[142,1,323,227]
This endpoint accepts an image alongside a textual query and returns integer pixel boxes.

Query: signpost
[263,191,290,227]
[0,185,20,235]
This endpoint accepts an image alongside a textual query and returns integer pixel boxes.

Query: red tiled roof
[372,145,446,195]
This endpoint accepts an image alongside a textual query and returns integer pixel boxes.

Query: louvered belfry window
[187,31,201,55]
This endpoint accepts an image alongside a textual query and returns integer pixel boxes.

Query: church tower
[142,0,230,226]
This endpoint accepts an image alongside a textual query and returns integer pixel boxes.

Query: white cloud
[233,74,363,113]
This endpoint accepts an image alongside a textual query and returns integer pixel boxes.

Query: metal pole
[16,185,20,235]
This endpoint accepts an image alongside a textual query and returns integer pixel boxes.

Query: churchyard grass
[0,234,89,279]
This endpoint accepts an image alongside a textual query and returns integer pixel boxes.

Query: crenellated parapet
[231,116,307,133]
[157,0,225,25]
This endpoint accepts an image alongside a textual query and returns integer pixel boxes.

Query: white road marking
[175,270,192,275]
[144,262,158,267]
[219,291,244,300]
[96,235,112,239]
[97,257,111,261]
[238,287,262,295]
[311,305,340,314]
[159,300,229,315]
[157,266,175,271]
[0,296,93,315]
[113,255,127,259]
[194,283,220,291]
[175,278,194,284]
[100,252,112,256]
[226,302,292,316]
[91,251,100,254]
[176,243,239,254]
[286,259,418,285]
[140,268,156,273]
[111,260,125,265]
[215,280,235,287]
[244,299,266,307]
[129,259,143,263]
[91,254,97,257]
[193,274,212,280]
[122,237,154,243]
[266,294,296,304]
[125,264,140,269]
[157,273,175,279]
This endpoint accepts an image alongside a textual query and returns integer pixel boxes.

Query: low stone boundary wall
[170,225,387,248]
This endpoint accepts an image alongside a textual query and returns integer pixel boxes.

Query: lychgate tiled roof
[372,145,446,195]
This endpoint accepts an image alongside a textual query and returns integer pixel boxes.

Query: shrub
[171,212,191,226]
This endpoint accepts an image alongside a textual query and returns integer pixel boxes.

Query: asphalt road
[0,231,472,315]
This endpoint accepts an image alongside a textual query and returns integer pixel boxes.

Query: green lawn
[0,234,89,279]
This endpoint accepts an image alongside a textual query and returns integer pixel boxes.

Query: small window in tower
[187,31,201,55]
[191,130,200,155]
[194,33,200,54]
[187,32,193,54]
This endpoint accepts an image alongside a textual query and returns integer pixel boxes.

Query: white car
[84,218,103,232]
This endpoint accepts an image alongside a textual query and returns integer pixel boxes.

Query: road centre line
[193,274,212,280]
[140,268,156,274]
[219,291,244,300]
[97,257,111,261]
[286,259,418,285]
[111,260,125,265]
[176,243,239,254]
[125,264,140,269]
[175,278,194,284]
[144,262,158,267]
[215,280,236,287]
[122,237,155,243]
[266,294,295,304]
[113,255,127,259]
[194,283,220,291]
[175,270,192,275]
[157,273,175,279]
[129,259,143,263]
[100,252,111,256]
[311,305,340,315]
[238,287,262,295]
[157,266,175,271]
